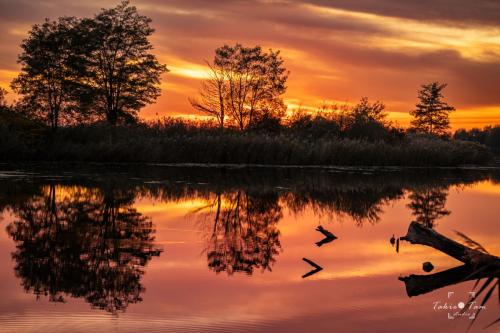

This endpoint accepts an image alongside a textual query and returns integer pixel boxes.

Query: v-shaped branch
[302,257,323,278]
[315,225,337,247]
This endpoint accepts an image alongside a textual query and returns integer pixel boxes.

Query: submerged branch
[399,264,499,297]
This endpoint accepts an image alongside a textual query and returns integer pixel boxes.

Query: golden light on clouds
[168,65,210,80]
[0,0,499,129]
[304,3,500,62]
[450,106,500,128]
[162,54,213,81]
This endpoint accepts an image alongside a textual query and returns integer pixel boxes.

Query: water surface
[0,165,498,333]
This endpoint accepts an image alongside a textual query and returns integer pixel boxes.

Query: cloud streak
[0,0,499,128]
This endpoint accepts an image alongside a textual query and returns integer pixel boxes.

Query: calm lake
[0,165,498,333]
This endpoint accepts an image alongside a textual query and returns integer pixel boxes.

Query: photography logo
[433,291,486,320]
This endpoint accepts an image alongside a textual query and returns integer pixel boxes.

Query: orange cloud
[0,0,499,128]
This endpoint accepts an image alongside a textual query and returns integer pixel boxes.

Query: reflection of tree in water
[197,185,406,275]
[203,190,282,275]
[407,187,450,228]
[285,187,404,226]
[6,184,162,313]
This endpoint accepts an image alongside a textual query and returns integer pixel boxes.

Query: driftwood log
[399,222,500,297]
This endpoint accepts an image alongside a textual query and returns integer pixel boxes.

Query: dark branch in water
[399,264,498,297]
[302,258,323,278]
[315,225,337,247]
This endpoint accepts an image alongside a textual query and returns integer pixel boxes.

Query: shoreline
[1,161,499,173]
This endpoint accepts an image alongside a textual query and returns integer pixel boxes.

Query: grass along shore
[0,121,493,166]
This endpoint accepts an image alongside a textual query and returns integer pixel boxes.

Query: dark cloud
[0,0,96,22]
[0,0,499,118]
[292,0,500,27]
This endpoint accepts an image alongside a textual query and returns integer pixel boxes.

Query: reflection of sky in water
[0,170,498,333]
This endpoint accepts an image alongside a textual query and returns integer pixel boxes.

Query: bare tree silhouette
[190,44,288,130]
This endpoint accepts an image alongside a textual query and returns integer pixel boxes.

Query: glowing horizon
[1,0,499,129]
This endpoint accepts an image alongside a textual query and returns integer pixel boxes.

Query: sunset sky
[1,0,500,129]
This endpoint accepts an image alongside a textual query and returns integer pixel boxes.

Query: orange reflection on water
[0,178,498,332]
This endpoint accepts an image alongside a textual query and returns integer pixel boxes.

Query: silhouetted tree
[345,97,389,139]
[80,1,167,124]
[191,44,288,130]
[11,17,86,130]
[407,187,450,228]
[189,62,227,129]
[454,125,500,151]
[486,126,500,151]
[410,82,455,136]
[350,97,386,124]
[6,184,162,313]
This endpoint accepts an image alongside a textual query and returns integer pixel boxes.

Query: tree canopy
[80,1,167,124]
[10,1,167,128]
[350,97,386,124]
[11,17,85,130]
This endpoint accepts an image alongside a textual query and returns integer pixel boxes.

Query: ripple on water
[0,312,279,333]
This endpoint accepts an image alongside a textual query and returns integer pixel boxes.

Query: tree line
[454,126,500,152]
[192,46,456,137]
[0,1,464,138]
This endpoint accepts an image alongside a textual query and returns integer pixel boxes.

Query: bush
[454,125,500,153]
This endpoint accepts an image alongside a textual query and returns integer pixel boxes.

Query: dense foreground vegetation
[454,126,500,153]
[0,115,493,166]
[1,1,496,167]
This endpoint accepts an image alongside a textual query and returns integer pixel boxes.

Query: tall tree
[11,17,84,130]
[410,82,455,136]
[81,1,167,125]
[191,44,288,130]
